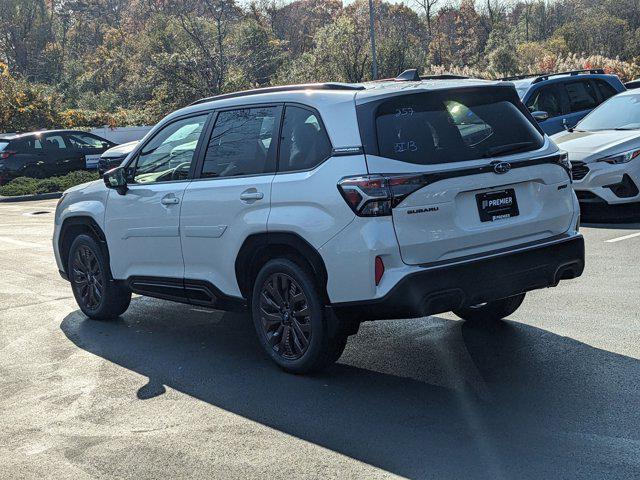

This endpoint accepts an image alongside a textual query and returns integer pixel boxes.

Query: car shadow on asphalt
[60,297,640,480]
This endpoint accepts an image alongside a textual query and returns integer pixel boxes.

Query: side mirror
[532,111,549,122]
[103,166,128,195]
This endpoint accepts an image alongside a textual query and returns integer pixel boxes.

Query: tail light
[0,150,16,160]
[555,152,572,180]
[337,174,429,216]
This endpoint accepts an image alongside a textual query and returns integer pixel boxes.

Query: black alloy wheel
[68,234,131,320]
[251,258,348,373]
[72,244,104,310]
[258,272,312,360]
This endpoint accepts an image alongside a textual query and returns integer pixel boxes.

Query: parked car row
[0,130,116,185]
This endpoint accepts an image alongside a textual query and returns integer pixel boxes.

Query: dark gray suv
[0,130,115,184]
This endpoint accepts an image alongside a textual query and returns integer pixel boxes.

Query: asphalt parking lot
[1,199,639,479]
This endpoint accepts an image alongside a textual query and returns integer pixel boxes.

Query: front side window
[67,133,108,150]
[201,106,279,178]
[564,80,598,112]
[525,85,562,118]
[594,79,618,101]
[373,89,544,165]
[130,114,208,184]
[279,106,332,172]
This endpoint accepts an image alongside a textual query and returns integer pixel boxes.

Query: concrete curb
[0,192,63,203]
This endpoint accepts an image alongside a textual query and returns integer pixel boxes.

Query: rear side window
[279,106,332,172]
[525,85,562,118]
[201,106,279,178]
[372,89,544,165]
[564,80,598,112]
[0,141,9,152]
[594,79,618,101]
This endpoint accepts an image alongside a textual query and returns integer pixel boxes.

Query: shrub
[0,170,99,197]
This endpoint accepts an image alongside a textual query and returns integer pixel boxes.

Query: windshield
[372,89,544,165]
[0,141,9,152]
[577,94,640,131]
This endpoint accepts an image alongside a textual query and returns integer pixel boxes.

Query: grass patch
[0,170,100,197]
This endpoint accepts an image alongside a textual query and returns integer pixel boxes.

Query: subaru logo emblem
[493,161,511,174]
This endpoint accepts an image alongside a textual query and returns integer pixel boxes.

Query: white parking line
[0,236,45,248]
[605,232,640,243]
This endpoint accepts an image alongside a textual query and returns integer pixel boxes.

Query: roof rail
[420,74,469,80]
[395,69,469,82]
[501,69,606,84]
[189,83,365,106]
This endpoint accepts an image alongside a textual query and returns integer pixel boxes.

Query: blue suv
[504,69,626,135]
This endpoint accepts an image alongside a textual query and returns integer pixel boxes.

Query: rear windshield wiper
[482,142,535,158]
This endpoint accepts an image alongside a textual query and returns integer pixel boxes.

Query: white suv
[54,72,585,373]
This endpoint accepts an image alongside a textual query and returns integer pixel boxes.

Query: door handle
[240,191,264,201]
[161,195,180,205]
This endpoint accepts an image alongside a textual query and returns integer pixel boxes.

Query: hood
[63,179,102,195]
[551,129,640,163]
[101,140,139,158]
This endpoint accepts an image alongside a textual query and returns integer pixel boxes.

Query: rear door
[180,105,281,300]
[357,86,574,266]
[42,133,80,175]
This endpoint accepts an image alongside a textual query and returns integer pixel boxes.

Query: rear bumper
[333,234,585,321]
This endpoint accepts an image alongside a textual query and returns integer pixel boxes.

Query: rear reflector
[375,256,385,285]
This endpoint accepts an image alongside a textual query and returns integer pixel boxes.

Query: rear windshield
[0,141,9,152]
[370,88,544,165]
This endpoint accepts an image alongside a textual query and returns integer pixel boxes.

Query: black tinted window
[201,107,279,178]
[279,106,332,172]
[564,80,598,112]
[67,133,107,150]
[594,79,618,101]
[43,134,67,150]
[374,89,544,165]
[526,85,562,118]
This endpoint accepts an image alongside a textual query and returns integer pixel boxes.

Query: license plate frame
[476,188,520,222]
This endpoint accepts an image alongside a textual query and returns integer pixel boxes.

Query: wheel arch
[235,232,329,302]
[59,216,110,277]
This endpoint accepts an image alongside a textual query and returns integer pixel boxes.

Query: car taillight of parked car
[0,150,16,160]
[337,173,430,216]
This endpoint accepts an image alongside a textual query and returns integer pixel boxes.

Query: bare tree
[413,0,439,37]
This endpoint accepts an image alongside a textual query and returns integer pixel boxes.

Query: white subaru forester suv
[54,71,585,373]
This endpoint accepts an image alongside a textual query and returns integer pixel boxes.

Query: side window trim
[192,103,284,181]
[275,102,334,175]
[125,111,214,185]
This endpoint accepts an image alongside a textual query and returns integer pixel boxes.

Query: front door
[104,113,210,281]
[180,105,282,300]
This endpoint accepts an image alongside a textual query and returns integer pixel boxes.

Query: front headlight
[598,148,640,164]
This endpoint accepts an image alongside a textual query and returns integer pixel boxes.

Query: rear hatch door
[356,85,575,265]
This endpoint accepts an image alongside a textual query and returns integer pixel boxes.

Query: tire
[453,293,526,323]
[251,258,347,374]
[68,234,131,320]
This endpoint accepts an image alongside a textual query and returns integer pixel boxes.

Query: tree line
[1,0,640,131]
